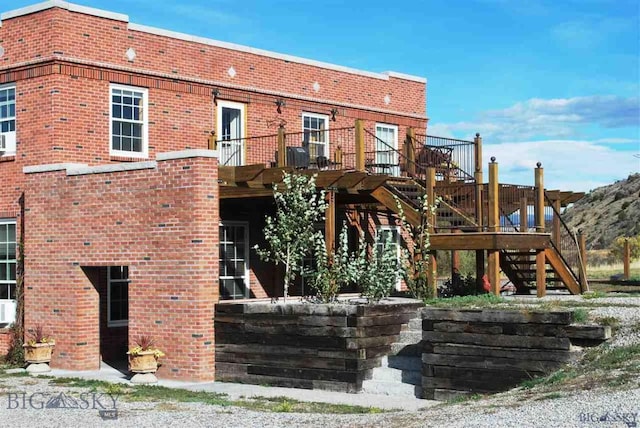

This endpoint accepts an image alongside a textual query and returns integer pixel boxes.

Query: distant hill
[562,173,640,250]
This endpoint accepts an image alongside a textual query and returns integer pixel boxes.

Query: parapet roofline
[0,0,427,84]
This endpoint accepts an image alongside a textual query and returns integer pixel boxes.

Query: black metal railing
[415,134,475,181]
[216,133,279,167]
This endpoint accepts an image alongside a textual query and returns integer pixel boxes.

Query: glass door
[217,101,245,166]
[219,222,249,299]
[375,124,399,176]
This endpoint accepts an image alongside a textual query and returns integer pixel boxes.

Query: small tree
[609,235,640,261]
[307,223,357,303]
[254,173,326,301]
[356,231,401,302]
[395,194,438,300]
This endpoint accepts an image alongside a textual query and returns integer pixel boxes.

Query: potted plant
[127,335,164,374]
[23,325,55,372]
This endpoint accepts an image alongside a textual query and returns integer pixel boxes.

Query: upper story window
[0,84,16,156]
[302,112,329,159]
[110,84,148,158]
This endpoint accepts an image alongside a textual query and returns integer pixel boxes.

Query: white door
[217,101,245,166]
[219,222,250,299]
[375,124,399,176]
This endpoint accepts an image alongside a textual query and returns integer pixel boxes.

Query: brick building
[0,1,428,380]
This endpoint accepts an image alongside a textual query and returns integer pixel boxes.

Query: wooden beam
[545,248,580,295]
[307,170,344,188]
[520,197,528,231]
[474,133,483,175]
[358,175,389,191]
[474,171,483,232]
[535,163,545,232]
[488,159,499,233]
[488,249,500,296]
[578,230,588,292]
[536,249,546,297]
[325,190,336,255]
[371,187,421,226]
[219,187,274,199]
[277,125,286,167]
[333,172,367,190]
[405,127,416,176]
[429,232,551,251]
[475,250,485,293]
[624,238,631,280]
[426,167,436,233]
[552,198,561,247]
[355,119,365,172]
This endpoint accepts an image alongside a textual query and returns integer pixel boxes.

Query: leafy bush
[609,235,640,262]
[439,273,478,298]
[356,232,401,302]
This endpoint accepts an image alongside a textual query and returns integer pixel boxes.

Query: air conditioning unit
[0,300,17,325]
[0,134,6,151]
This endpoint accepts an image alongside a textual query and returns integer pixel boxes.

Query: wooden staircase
[500,248,581,295]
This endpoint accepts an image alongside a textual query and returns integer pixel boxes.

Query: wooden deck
[430,232,551,251]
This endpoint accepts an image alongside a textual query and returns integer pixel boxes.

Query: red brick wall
[23,154,219,381]
[0,328,11,357]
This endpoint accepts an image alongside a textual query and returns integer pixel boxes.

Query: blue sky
[3,0,639,191]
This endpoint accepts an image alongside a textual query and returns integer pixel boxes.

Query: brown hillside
[562,173,640,250]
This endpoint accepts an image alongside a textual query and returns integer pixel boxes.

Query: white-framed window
[0,84,16,156]
[375,123,399,176]
[110,84,148,158]
[107,266,129,327]
[217,100,246,166]
[302,112,329,160]
[0,219,16,325]
[219,222,250,299]
[376,225,402,291]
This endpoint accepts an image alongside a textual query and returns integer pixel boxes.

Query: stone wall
[421,308,611,400]
[215,299,422,392]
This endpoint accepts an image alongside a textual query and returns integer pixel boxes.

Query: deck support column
[578,230,588,292]
[475,250,485,293]
[325,190,336,255]
[405,127,416,176]
[624,238,631,280]
[355,119,365,172]
[426,167,437,296]
[534,163,545,233]
[520,197,528,232]
[487,157,500,295]
[277,124,286,167]
[474,133,483,231]
[451,229,461,279]
[552,198,561,247]
[536,249,546,297]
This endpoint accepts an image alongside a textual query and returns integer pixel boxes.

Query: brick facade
[0,2,428,379]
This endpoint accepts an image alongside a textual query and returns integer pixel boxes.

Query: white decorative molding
[23,163,87,174]
[384,94,391,105]
[125,47,136,61]
[66,161,157,176]
[1,0,128,23]
[0,46,4,58]
[312,82,320,92]
[156,149,219,161]
[227,66,236,78]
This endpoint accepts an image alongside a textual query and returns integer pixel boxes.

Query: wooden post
[552,198,561,246]
[536,249,546,297]
[334,145,343,168]
[426,167,437,295]
[534,162,545,233]
[355,119,365,172]
[624,238,631,280]
[451,229,461,279]
[405,127,416,176]
[325,190,336,255]
[474,133,484,231]
[475,250,485,293]
[277,124,286,167]
[520,197,528,232]
[578,230,588,292]
[207,131,217,150]
[487,157,500,295]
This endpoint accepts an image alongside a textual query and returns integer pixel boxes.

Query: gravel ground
[1,295,638,428]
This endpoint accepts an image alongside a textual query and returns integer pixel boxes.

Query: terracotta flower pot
[127,350,159,373]
[23,341,55,364]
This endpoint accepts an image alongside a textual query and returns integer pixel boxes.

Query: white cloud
[432,95,639,143]
[483,139,640,192]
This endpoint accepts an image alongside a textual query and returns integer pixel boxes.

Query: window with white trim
[110,84,148,157]
[0,220,16,325]
[302,113,329,159]
[107,266,129,327]
[0,84,16,156]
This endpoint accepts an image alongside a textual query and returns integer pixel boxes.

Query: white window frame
[0,84,16,156]
[109,84,148,158]
[375,123,399,176]
[302,112,330,160]
[107,266,129,327]
[219,221,250,299]
[376,225,402,291]
[216,100,246,166]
